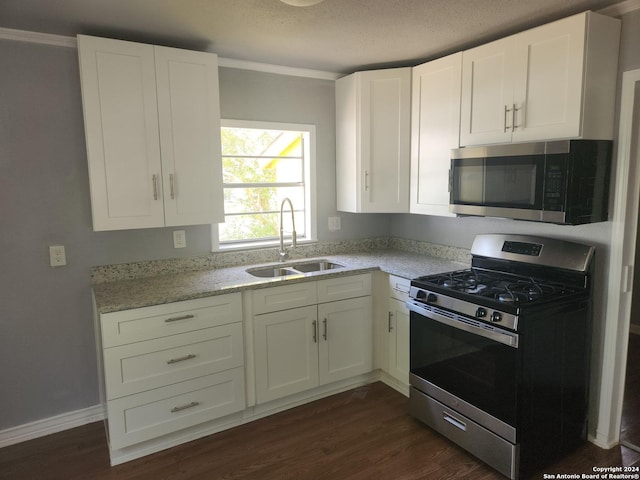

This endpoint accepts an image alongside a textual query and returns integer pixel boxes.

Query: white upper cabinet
[336,67,411,213]
[460,11,621,146]
[410,53,461,217]
[77,35,224,231]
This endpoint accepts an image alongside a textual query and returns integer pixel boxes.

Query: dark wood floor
[621,332,640,448]
[1,382,639,480]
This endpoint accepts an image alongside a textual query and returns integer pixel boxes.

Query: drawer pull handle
[443,413,467,432]
[392,287,409,294]
[165,314,195,323]
[167,354,197,364]
[171,401,200,413]
[388,312,393,332]
[312,320,317,343]
[322,318,328,341]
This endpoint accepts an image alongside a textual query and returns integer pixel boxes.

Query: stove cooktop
[412,268,581,307]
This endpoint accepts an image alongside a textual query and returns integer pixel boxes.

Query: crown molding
[0,27,339,80]
[0,27,77,48]
[216,57,339,80]
[598,0,640,17]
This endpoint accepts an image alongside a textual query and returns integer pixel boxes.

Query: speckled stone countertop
[92,248,469,314]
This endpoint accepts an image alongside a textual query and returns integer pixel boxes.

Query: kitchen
[1,0,640,478]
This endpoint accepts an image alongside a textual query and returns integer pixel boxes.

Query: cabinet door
[359,69,411,212]
[511,13,585,142]
[388,297,410,385]
[318,296,372,385]
[77,35,164,230]
[410,53,461,216]
[155,46,225,226]
[254,306,319,403]
[336,68,410,213]
[460,38,515,146]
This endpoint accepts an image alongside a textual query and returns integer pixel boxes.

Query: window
[213,120,316,250]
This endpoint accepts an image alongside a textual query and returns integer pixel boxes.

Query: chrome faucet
[279,197,297,261]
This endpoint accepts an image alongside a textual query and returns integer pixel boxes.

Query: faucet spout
[279,198,297,261]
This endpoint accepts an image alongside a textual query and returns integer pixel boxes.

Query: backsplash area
[90,237,471,284]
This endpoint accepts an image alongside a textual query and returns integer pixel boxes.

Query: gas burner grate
[415,269,577,306]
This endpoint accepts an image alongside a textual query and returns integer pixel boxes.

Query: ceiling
[0,0,625,75]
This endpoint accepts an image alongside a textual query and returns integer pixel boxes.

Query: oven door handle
[406,300,519,348]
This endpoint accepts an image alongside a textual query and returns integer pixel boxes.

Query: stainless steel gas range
[406,234,594,479]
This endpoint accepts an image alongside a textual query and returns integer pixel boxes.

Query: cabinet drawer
[101,294,241,348]
[389,275,411,302]
[317,274,371,303]
[107,367,245,450]
[104,323,243,399]
[252,281,317,315]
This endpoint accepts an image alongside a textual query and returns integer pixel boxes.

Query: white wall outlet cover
[173,230,187,248]
[328,216,341,231]
[49,245,67,267]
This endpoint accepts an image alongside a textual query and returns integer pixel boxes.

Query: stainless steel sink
[246,260,344,278]
[246,267,300,278]
[291,261,344,272]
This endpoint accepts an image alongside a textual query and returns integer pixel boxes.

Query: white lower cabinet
[95,294,245,453]
[253,274,373,404]
[386,275,411,387]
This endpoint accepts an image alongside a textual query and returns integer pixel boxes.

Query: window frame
[212,119,317,251]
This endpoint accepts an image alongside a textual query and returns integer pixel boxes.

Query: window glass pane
[220,211,306,242]
[220,213,279,242]
[223,186,305,214]
[221,128,302,157]
[222,157,303,184]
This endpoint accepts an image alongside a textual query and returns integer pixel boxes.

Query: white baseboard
[0,404,104,448]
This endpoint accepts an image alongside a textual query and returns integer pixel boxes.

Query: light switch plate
[173,230,187,248]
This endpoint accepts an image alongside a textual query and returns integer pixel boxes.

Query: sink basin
[291,261,344,272]
[246,267,300,278]
[246,260,345,278]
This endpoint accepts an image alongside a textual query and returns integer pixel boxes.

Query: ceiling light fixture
[280,0,325,6]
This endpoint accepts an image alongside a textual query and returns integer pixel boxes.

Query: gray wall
[0,40,387,430]
[1,7,639,434]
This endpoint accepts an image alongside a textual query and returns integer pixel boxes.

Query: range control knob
[490,311,503,323]
[426,293,438,303]
[475,307,487,318]
[416,290,427,300]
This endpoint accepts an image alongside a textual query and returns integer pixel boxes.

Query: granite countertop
[92,249,468,314]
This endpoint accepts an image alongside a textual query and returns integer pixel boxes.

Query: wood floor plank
[1,382,638,480]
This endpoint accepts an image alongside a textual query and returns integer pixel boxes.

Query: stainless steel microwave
[449,140,612,225]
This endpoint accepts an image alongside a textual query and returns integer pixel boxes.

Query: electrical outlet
[328,216,341,231]
[49,245,67,267]
[173,230,187,248]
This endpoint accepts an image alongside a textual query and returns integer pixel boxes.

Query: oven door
[407,300,519,431]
